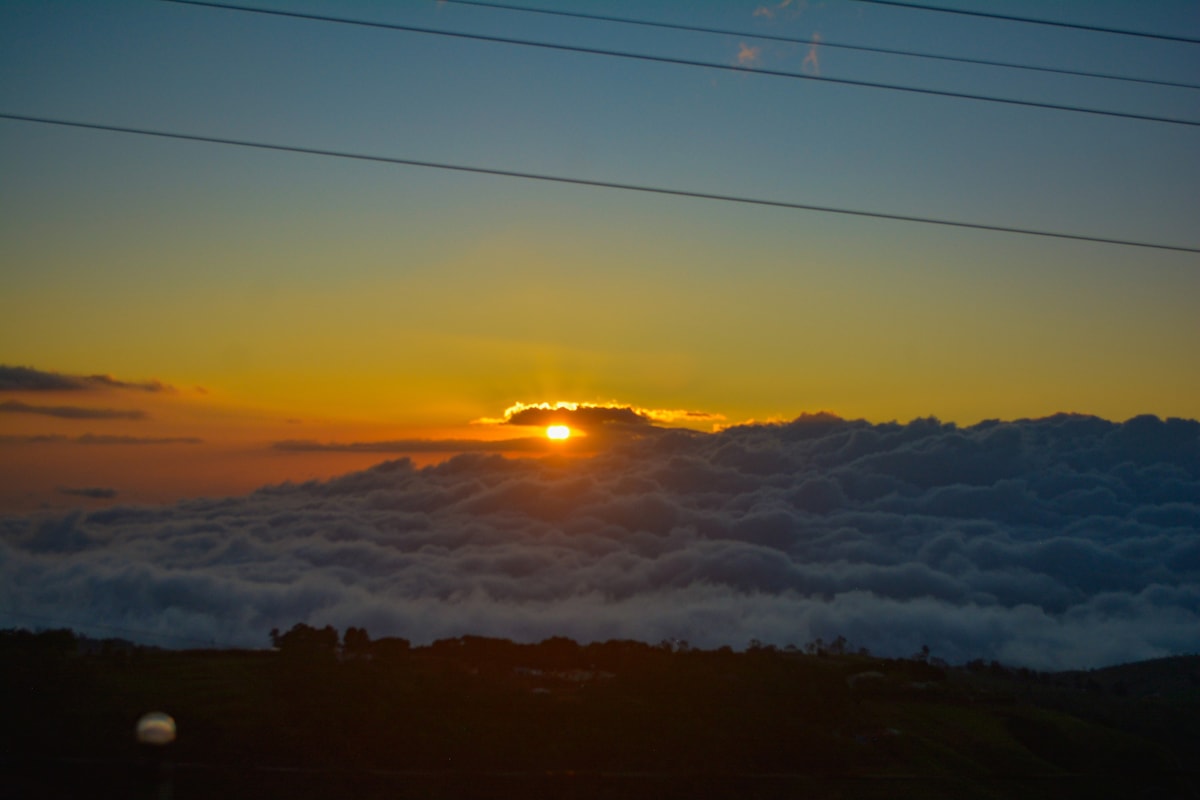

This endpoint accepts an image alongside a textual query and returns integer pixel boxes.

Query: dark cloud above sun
[269,401,713,454]
[505,404,649,429]
[484,401,725,432]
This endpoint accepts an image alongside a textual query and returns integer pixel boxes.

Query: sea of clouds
[3,413,1198,670]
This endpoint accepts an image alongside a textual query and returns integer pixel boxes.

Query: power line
[157,0,1200,129]
[3,112,1197,255]
[848,0,1200,46]
[437,0,1200,92]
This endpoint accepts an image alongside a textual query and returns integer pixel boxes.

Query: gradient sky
[2,0,1198,508]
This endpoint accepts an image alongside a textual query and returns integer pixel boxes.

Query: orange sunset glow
[2,0,1199,691]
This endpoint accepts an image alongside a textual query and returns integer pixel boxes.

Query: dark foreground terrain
[3,627,1198,799]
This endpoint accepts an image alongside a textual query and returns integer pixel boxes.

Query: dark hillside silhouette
[3,626,1198,798]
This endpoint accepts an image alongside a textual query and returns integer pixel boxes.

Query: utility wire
[849,0,1200,46]
[3,112,1198,255]
[157,0,1200,129]
[436,0,1200,92]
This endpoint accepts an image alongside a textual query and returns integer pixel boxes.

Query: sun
[546,424,571,440]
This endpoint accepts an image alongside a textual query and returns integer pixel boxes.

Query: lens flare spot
[546,425,571,440]
[136,712,176,746]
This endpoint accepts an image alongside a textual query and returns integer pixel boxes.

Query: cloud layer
[2,413,1197,670]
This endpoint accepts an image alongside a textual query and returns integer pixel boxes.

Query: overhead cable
[3,112,1197,255]
[437,0,1200,92]
[848,0,1200,46]
[156,0,1200,129]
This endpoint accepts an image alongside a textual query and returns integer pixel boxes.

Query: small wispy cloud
[754,0,803,21]
[76,434,202,445]
[736,42,762,67]
[802,32,821,75]
[0,400,147,420]
[59,486,118,500]
[273,437,553,454]
[0,434,202,445]
[640,408,727,424]
[0,365,175,393]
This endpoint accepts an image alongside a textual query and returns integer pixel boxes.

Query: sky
[1,1,1198,664]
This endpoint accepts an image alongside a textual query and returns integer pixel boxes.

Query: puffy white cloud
[1,413,1197,670]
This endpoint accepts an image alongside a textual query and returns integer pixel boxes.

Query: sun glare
[546,425,571,440]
